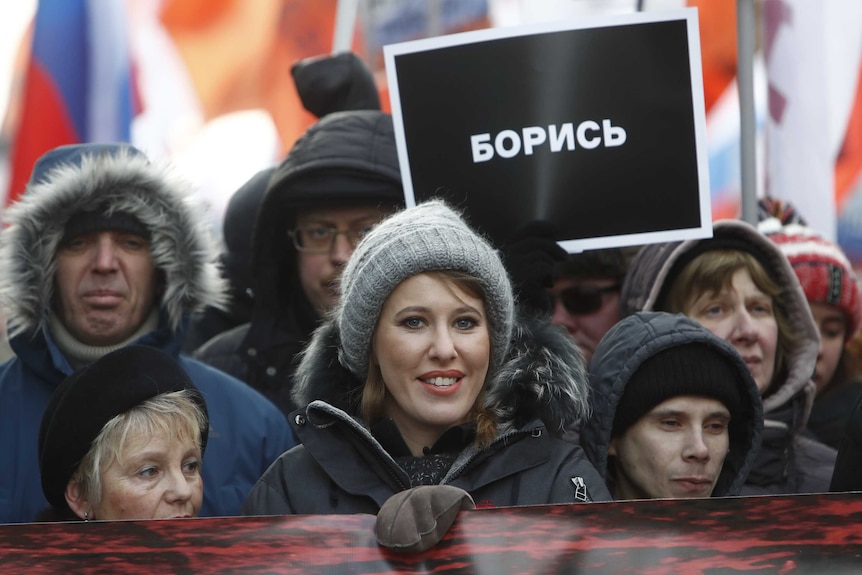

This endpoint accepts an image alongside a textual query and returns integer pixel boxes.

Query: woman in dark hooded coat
[243,200,611,515]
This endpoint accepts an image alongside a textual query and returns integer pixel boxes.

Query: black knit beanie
[62,206,150,244]
[38,346,208,510]
[612,343,743,437]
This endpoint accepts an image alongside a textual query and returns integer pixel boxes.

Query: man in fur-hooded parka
[242,201,611,515]
[620,219,836,495]
[0,143,294,524]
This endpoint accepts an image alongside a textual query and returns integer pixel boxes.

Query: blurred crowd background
[0,0,861,269]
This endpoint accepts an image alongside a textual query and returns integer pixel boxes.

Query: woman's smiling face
[373,272,490,454]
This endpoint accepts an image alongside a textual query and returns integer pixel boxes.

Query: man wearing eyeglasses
[290,205,393,316]
[194,109,402,416]
[548,247,640,363]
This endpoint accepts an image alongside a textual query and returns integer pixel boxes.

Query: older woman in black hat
[38,345,208,521]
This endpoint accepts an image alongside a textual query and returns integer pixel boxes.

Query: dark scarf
[373,419,476,487]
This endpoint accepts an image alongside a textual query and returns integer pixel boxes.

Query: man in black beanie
[581,312,763,500]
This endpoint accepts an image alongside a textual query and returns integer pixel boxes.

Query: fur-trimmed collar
[292,313,590,435]
[0,145,225,337]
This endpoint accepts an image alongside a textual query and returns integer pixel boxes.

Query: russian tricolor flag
[7,0,137,204]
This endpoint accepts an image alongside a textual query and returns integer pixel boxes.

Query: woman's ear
[65,481,90,520]
[608,437,618,457]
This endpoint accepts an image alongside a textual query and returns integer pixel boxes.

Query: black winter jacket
[830,393,862,491]
[183,167,273,352]
[242,315,612,515]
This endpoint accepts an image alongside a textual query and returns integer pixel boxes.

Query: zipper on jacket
[571,476,589,502]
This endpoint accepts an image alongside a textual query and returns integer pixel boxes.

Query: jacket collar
[297,400,552,504]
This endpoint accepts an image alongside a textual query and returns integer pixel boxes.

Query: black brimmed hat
[38,346,208,509]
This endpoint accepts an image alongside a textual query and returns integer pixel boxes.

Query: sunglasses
[556,283,621,316]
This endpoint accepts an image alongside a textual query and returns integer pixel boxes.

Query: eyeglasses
[288,224,373,253]
[556,283,621,316]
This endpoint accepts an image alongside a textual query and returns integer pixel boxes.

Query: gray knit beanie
[338,200,514,381]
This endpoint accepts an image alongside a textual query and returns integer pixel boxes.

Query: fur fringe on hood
[292,312,590,436]
[0,145,226,337]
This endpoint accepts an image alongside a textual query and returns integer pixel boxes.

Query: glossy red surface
[2,492,861,574]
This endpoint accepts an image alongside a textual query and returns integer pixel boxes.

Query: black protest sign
[384,9,712,251]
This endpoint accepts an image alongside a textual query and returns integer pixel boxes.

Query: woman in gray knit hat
[243,200,610,519]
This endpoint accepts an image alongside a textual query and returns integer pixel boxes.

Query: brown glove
[375,485,475,553]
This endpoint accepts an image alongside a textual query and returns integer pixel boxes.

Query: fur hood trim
[0,145,225,337]
[292,313,590,435]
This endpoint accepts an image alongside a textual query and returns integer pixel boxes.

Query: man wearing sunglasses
[548,247,640,363]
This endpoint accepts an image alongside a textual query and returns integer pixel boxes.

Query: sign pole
[333,0,359,53]
[737,0,758,224]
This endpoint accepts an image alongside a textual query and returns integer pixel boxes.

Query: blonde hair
[68,390,207,509]
[361,270,498,446]
[662,250,800,394]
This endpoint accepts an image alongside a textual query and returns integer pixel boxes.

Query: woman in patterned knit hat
[760,218,862,448]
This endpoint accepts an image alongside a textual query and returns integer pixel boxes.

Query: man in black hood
[185,51,385,354]
[193,55,403,416]
[581,312,763,499]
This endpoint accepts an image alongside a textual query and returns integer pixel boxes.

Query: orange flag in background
[835,62,862,211]
[159,0,341,155]
[688,0,737,115]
